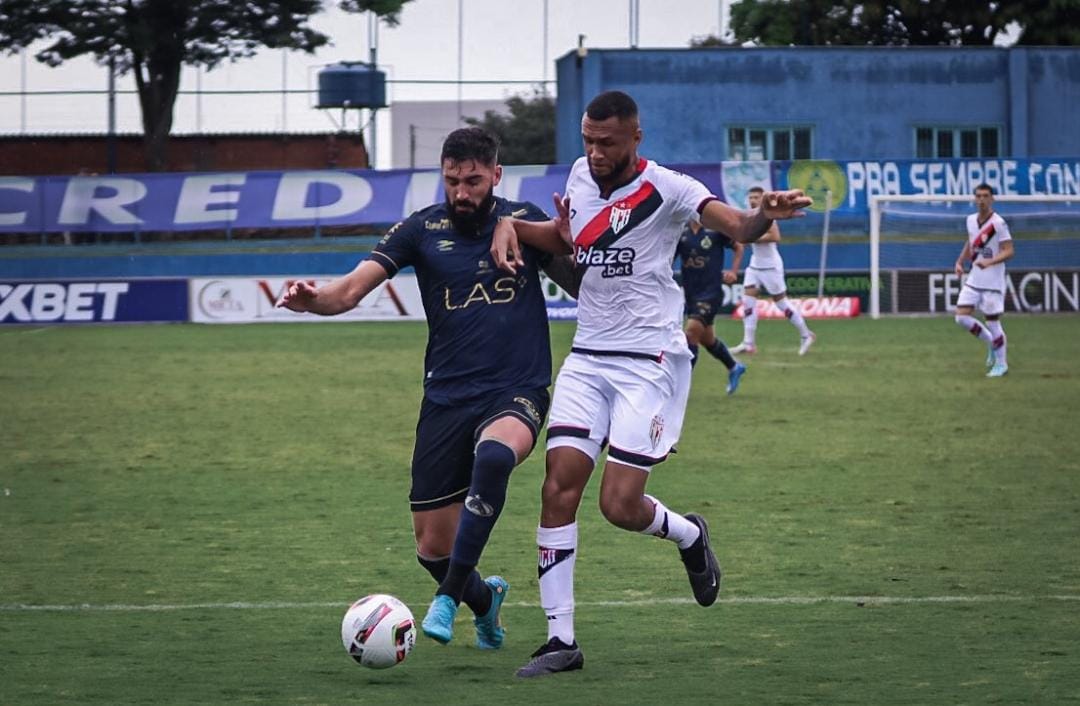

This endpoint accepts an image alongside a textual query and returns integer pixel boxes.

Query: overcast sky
[0,0,729,167]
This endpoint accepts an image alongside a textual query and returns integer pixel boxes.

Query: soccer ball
[340,594,417,669]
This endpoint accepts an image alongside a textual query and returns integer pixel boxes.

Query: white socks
[537,523,578,645]
[775,297,812,337]
[642,494,701,550]
[741,295,758,345]
[955,314,993,344]
[985,319,1007,364]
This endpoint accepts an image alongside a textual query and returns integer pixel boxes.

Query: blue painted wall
[557,47,1080,164]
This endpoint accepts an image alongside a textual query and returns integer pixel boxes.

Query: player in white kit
[730,186,816,356]
[953,183,1015,377]
[490,91,811,677]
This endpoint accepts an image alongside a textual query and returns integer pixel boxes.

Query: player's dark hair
[748,186,765,195]
[586,91,639,122]
[440,126,499,166]
[974,182,994,195]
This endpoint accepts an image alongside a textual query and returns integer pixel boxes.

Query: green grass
[2,317,1079,705]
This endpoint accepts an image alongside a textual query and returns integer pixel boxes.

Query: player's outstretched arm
[276,259,388,315]
[492,193,573,274]
[701,189,811,243]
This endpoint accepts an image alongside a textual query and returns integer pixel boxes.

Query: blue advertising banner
[1,158,1076,234]
[0,279,189,324]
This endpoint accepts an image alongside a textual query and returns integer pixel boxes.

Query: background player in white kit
[953,183,1015,377]
[491,91,811,677]
[731,186,816,356]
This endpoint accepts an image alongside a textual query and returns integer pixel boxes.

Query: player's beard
[447,188,496,236]
[589,154,633,190]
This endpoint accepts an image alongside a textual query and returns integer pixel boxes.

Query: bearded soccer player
[953,182,1014,377]
[491,91,811,677]
[279,127,573,650]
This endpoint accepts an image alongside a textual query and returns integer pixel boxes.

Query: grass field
[2,316,1079,705]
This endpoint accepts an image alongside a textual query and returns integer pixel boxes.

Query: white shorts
[546,349,692,471]
[744,266,786,296]
[956,284,1005,316]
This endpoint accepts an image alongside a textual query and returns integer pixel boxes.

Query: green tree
[710,0,1078,46]
[466,89,555,166]
[0,0,414,171]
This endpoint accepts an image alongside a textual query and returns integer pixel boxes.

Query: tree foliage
[0,0,415,171]
[703,0,1080,47]
[465,89,555,166]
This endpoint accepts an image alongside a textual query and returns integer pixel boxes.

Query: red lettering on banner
[731,296,861,319]
[257,279,316,305]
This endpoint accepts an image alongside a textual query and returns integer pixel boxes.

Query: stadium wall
[0,132,369,176]
[556,46,1080,164]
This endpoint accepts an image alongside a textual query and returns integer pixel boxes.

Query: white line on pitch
[2,594,1078,613]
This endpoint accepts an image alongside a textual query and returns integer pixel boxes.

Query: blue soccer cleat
[986,363,1009,378]
[421,594,458,644]
[474,576,509,649]
[726,362,747,396]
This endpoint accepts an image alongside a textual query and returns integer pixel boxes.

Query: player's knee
[468,439,515,519]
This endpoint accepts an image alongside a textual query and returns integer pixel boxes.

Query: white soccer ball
[340,594,417,669]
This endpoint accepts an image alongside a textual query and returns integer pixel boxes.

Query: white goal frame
[869,193,1080,318]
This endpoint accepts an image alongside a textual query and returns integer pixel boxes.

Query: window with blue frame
[728,126,812,161]
[915,126,1001,158]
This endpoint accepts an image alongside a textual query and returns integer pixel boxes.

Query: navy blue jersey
[674,225,736,302]
[370,197,552,405]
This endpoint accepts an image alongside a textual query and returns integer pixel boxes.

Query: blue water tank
[317,63,387,109]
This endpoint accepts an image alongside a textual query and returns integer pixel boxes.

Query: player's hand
[276,280,318,311]
[492,217,524,274]
[760,189,812,220]
[722,269,737,285]
[954,261,966,277]
[553,193,572,247]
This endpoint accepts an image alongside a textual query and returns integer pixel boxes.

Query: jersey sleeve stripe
[369,251,399,276]
[696,196,719,213]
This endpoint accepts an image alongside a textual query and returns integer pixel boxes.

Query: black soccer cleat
[515,637,584,678]
[680,513,722,606]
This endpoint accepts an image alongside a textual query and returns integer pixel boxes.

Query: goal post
[869,193,1080,318]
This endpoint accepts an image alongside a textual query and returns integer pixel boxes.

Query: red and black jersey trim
[575,180,665,250]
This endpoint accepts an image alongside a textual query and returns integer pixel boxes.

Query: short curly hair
[440,127,500,166]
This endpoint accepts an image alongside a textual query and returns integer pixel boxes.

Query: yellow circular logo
[786,161,846,213]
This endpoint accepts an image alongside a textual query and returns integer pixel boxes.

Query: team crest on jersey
[609,201,632,234]
[701,235,713,250]
[649,414,665,449]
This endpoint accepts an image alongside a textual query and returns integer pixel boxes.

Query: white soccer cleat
[798,332,816,356]
[730,342,757,355]
[986,363,1009,378]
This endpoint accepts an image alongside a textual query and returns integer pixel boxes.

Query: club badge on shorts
[649,414,665,449]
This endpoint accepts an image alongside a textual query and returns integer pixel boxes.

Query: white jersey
[964,211,1012,292]
[748,239,783,269]
[566,157,716,357]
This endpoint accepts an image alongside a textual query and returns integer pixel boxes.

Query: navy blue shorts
[408,386,550,511]
[685,298,721,326]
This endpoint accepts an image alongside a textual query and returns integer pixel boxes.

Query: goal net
[869,194,1080,317]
